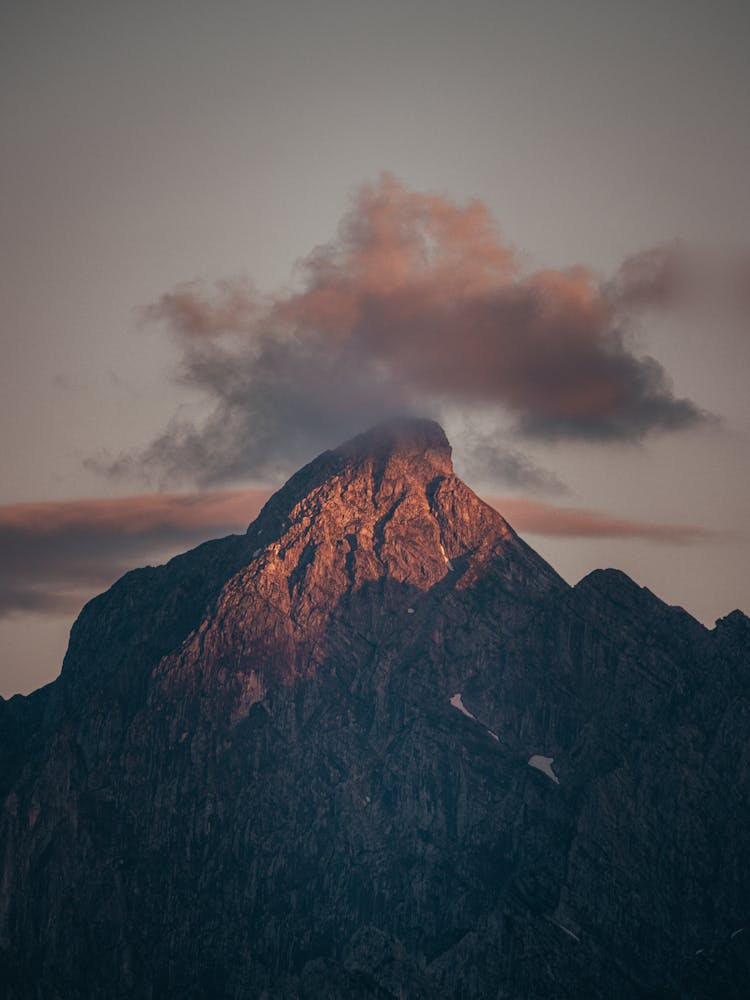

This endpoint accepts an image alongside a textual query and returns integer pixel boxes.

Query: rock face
[1,418,749,998]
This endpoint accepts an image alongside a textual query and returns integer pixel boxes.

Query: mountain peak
[333,416,452,472]
[250,417,453,536]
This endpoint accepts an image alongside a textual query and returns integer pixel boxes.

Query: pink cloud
[483,495,714,542]
[2,489,270,536]
[0,489,270,619]
[118,175,710,488]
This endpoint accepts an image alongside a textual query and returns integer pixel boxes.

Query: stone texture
[1,418,748,997]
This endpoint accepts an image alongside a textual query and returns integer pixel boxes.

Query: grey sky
[1,0,748,695]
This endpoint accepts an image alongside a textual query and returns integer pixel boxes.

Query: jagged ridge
[1,419,748,999]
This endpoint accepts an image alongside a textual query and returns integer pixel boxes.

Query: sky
[1,0,749,696]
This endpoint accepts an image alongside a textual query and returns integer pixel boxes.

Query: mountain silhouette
[1,418,749,997]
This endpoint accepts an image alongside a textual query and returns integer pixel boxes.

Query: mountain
[1,418,749,998]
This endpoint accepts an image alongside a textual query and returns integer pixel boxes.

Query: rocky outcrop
[1,418,748,998]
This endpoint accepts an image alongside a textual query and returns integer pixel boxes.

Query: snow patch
[528,754,560,784]
[439,542,455,571]
[547,917,580,942]
[450,694,500,742]
[559,925,579,943]
[450,693,476,722]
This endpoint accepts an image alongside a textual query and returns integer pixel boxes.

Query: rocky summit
[1,418,749,998]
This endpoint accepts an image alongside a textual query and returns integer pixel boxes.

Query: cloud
[483,496,717,542]
[609,241,750,320]
[0,488,718,621]
[0,490,269,621]
[453,431,567,495]
[94,174,713,486]
[606,241,691,311]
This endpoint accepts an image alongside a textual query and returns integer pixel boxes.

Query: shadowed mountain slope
[1,418,748,998]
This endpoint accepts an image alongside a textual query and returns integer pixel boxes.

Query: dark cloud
[95,175,713,486]
[516,352,711,441]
